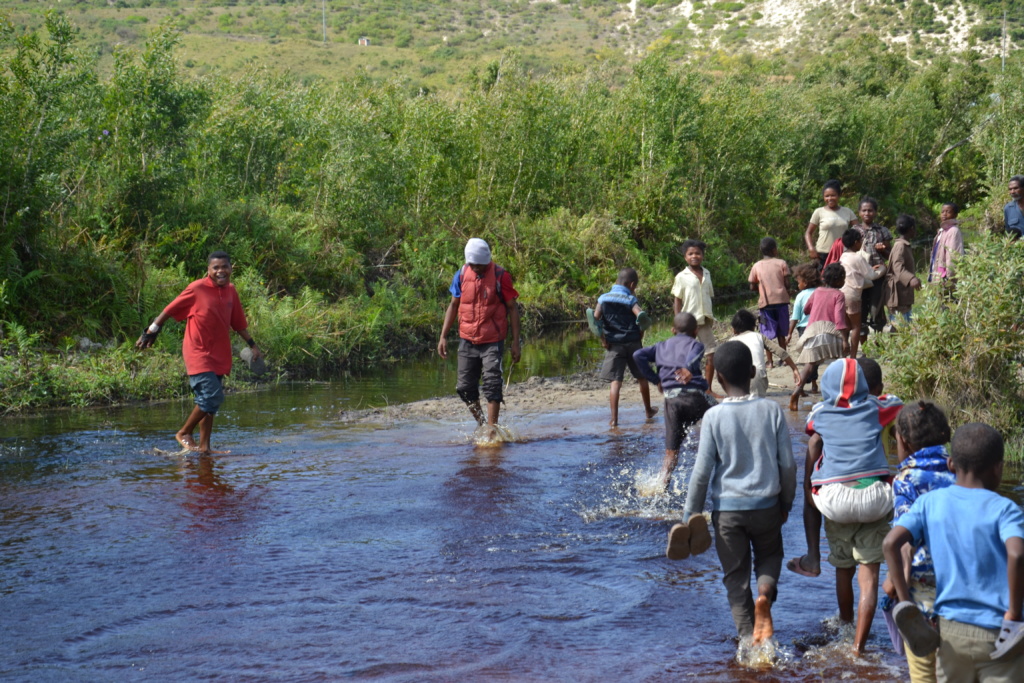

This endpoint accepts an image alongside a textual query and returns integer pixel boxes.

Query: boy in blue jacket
[633,312,713,490]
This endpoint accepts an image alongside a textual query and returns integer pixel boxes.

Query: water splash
[735,635,796,670]
[800,615,886,668]
[471,423,521,447]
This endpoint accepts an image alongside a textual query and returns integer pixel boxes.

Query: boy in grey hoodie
[670,340,797,645]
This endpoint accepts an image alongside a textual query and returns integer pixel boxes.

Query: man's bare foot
[609,419,618,428]
[175,434,200,451]
[645,406,659,419]
[752,595,774,645]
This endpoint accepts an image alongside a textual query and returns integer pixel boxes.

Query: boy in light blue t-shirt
[884,423,1024,680]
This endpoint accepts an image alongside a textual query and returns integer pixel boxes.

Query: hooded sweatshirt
[807,359,902,486]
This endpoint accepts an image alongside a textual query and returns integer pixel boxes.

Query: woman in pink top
[789,263,850,411]
[929,202,964,283]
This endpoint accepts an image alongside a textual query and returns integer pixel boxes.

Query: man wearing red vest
[136,251,262,453]
[437,238,521,428]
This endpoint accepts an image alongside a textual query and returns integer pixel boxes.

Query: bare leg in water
[177,405,229,454]
[787,434,822,577]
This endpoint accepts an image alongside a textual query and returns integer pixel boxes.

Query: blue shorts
[189,372,225,415]
[759,304,790,340]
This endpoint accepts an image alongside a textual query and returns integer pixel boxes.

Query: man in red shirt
[437,238,521,430]
[136,251,262,453]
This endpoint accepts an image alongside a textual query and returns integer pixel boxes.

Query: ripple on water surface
[1,392,914,680]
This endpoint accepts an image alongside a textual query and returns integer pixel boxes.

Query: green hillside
[4,1,1024,89]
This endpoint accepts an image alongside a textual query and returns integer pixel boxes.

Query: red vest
[458,263,508,344]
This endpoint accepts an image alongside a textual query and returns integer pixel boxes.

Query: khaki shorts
[844,290,862,316]
[824,511,892,568]
[696,322,718,354]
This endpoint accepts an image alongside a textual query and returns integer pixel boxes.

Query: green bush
[867,232,1024,451]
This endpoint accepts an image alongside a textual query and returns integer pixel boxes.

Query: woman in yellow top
[805,179,857,267]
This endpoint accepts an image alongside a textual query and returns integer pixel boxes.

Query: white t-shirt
[671,267,714,325]
[810,206,857,253]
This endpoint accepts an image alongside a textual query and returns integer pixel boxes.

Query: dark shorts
[189,372,225,415]
[759,304,790,340]
[456,339,504,404]
[664,391,713,450]
[599,341,644,383]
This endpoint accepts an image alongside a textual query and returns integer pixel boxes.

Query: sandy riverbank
[340,361,810,424]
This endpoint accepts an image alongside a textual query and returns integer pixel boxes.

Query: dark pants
[664,391,712,450]
[861,283,886,333]
[712,506,784,637]
[456,339,504,404]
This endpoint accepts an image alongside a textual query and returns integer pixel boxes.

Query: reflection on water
[2,322,1021,680]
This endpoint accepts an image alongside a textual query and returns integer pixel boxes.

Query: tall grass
[0,14,1020,416]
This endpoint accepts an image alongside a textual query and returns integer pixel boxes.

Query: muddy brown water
[2,325,1022,680]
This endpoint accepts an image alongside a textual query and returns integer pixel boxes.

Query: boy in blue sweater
[884,423,1024,679]
[633,312,713,489]
[594,267,657,427]
[669,340,797,645]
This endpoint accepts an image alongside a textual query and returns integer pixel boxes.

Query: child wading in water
[885,423,1024,680]
[633,313,713,489]
[789,263,849,412]
[667,341,796,646]
[727,309,800,398]
[881,401,954,682]
[884,214,923,331]
[592,267,657,427]
[747,237,791,367]
[796,359,903,656]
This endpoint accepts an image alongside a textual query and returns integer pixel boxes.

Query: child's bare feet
[788,393,800,412]
[175,434,199,451]
[609,419,618,428]
[752,595,774,644]
[810,381,819,393]
[645,406,659,420]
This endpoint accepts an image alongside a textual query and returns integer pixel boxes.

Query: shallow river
[2,325,1021,681]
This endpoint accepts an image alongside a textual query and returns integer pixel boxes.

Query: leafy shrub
[867,232,1024,445]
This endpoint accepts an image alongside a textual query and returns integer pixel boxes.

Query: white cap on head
[464,238,492,265]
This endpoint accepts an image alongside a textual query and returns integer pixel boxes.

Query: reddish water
[7,378,987,681]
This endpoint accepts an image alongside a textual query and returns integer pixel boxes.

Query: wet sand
[343,362,809,424]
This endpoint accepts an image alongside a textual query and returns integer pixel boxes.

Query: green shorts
[824,511,892,569]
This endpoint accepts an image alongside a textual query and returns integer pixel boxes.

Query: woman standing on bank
[805,179,857,268]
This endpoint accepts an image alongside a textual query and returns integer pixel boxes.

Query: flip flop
[687,514,713,556]
[240,347,268,376]
[636,310,652,331]
[880,595,905,654]
[785,555,821,578]
[666,523,691,560]
[992,618,1024,660]
[893,601,940,657]
[585,308,604,337]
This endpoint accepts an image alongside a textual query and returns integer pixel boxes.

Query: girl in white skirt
[789,263,850,411]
